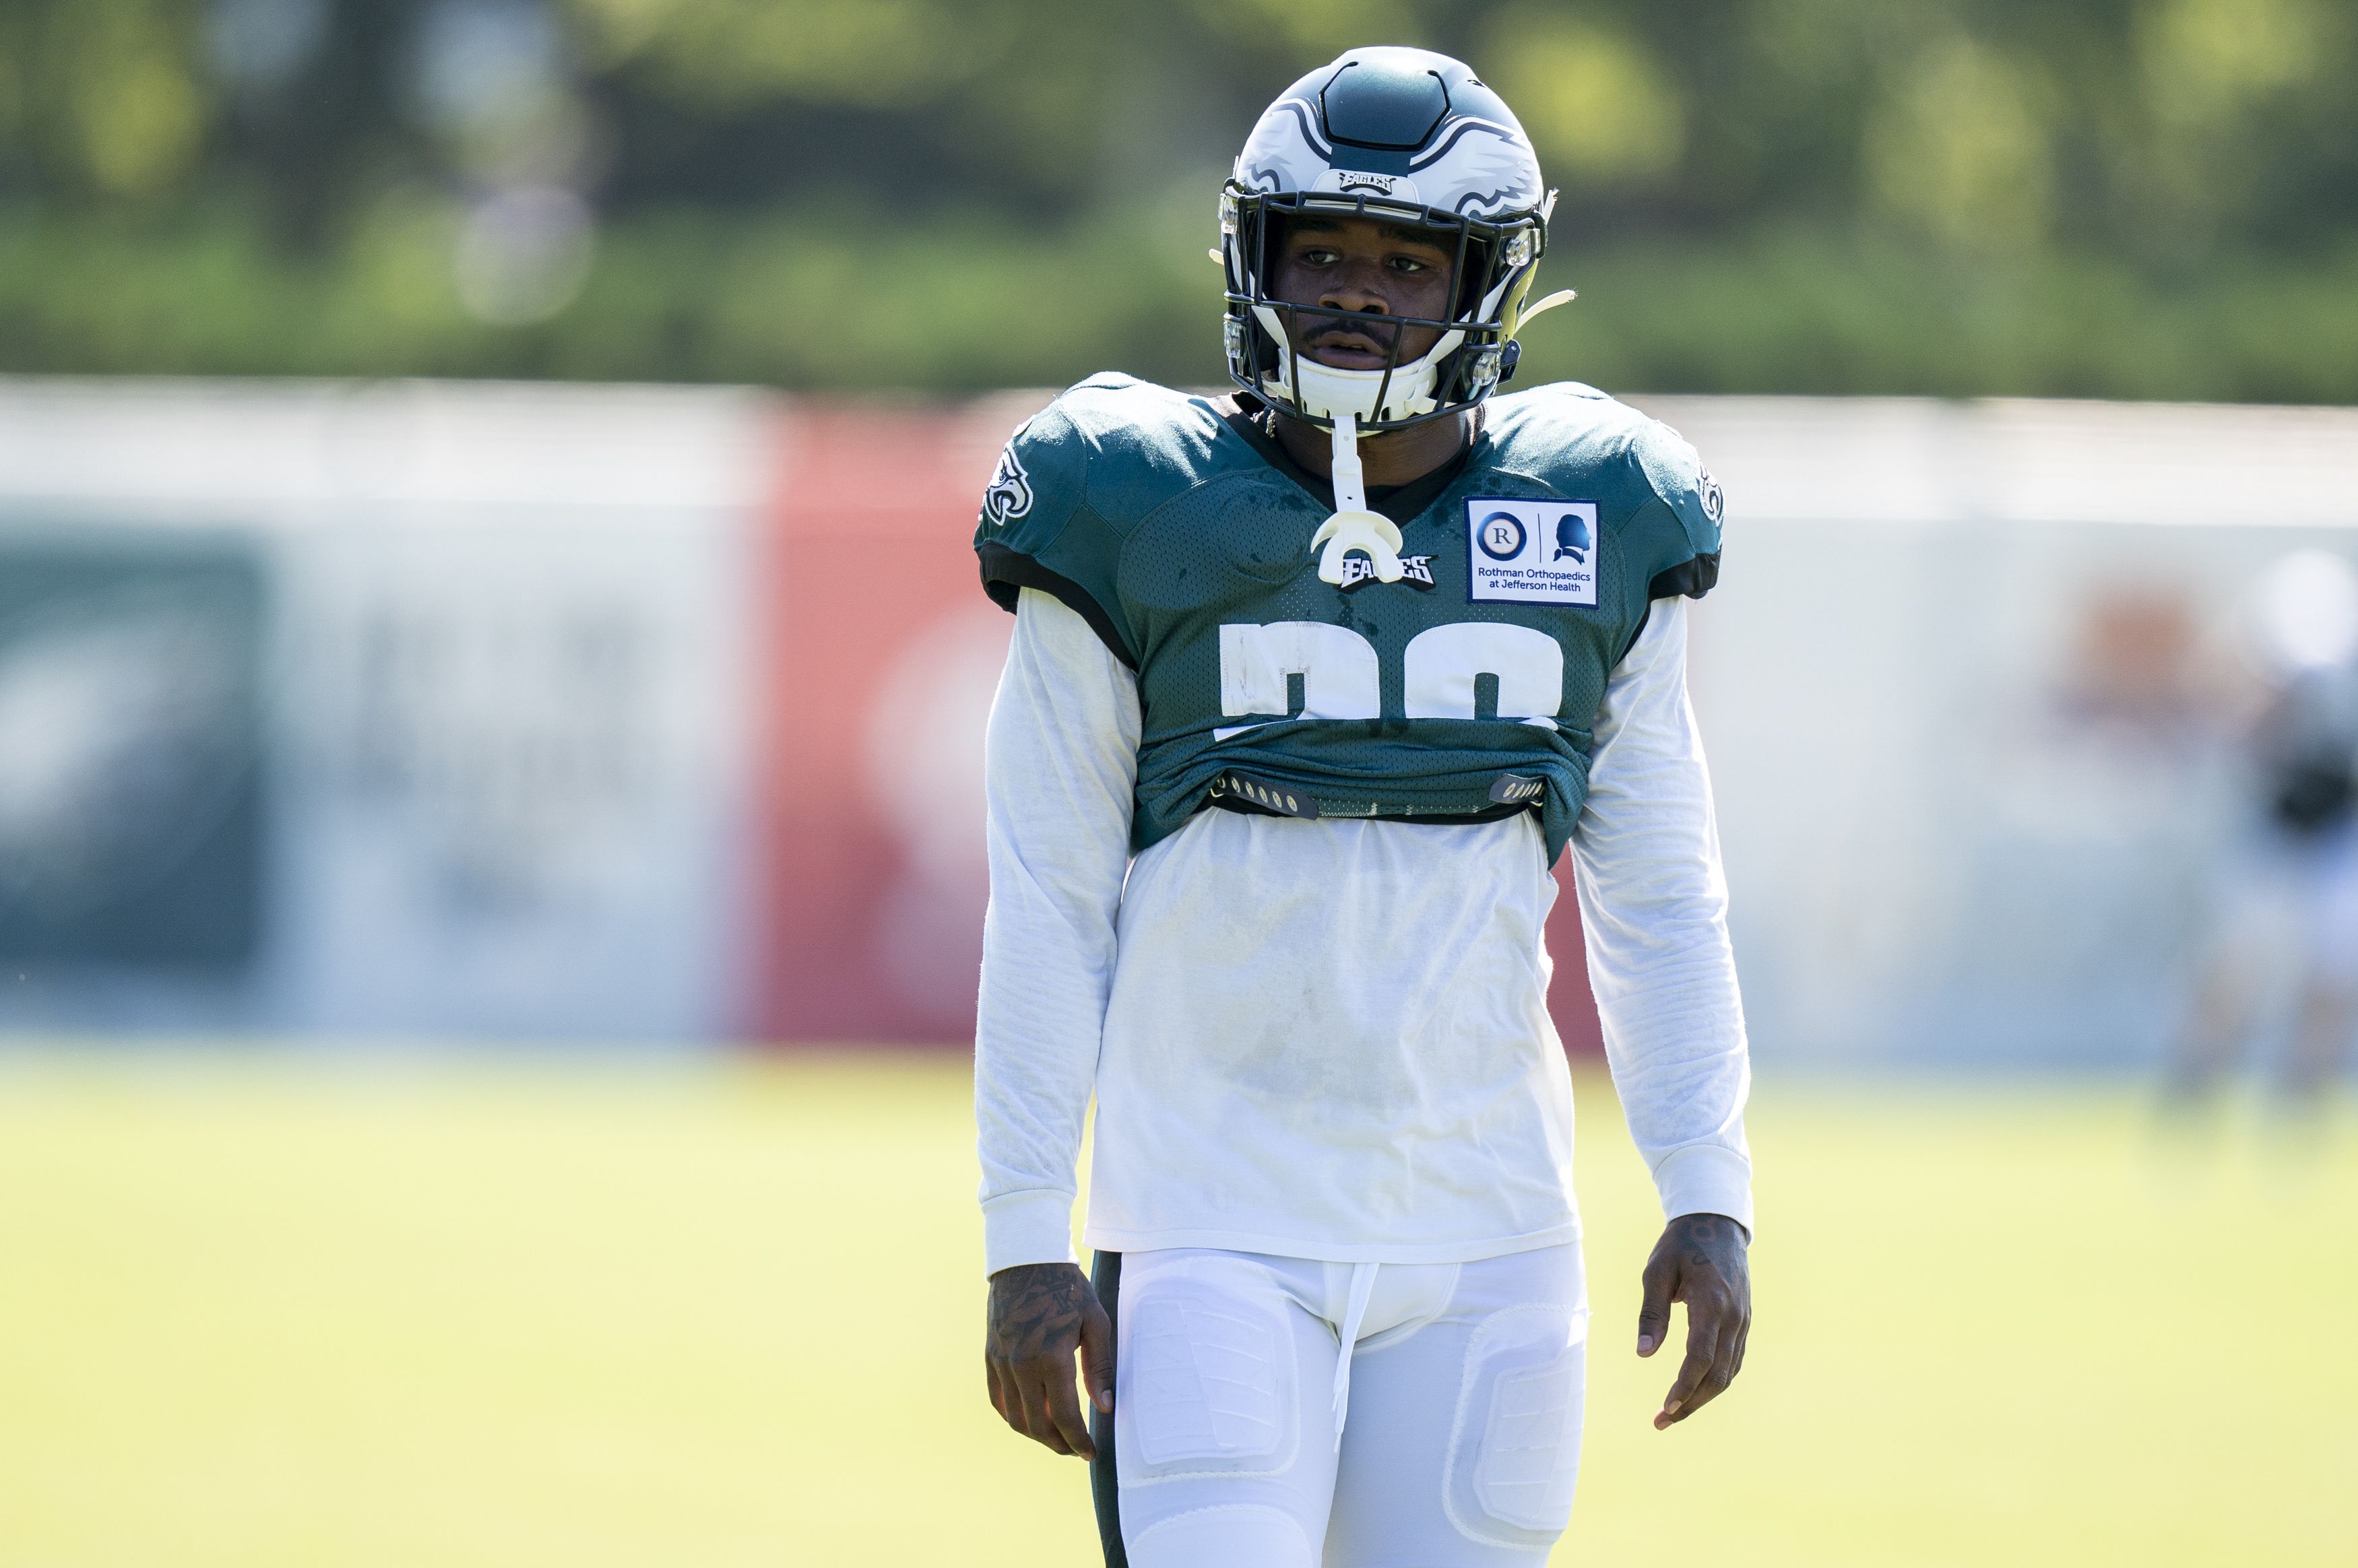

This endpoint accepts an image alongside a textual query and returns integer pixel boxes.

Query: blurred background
[3,0,2357,396]
[2,2,2355,1565]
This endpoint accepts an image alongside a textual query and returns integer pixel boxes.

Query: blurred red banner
[753,399,1602,1054]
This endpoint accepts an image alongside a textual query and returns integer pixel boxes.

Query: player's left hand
[1634,1211,1750,1429]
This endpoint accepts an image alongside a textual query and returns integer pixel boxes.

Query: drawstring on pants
[1331,1261,1380,1449]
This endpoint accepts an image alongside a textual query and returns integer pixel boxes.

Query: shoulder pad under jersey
[1493,382,1725,601]
[974,374,1232,666]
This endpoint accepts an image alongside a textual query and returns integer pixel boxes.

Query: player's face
[1269,215,1457,372]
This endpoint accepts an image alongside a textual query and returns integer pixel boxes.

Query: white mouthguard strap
[1330,411,1366,512]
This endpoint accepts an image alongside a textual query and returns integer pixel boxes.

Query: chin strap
[1308,412,1405,585]
[1512,288,1577,335]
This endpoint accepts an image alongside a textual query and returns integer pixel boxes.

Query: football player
[2169,552,2358,1109]
[974,46,1753,1568]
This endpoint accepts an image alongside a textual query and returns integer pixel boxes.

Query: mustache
[1294,312,1403,352]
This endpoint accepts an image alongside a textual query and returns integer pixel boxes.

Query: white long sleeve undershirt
[976,588,1752,1275]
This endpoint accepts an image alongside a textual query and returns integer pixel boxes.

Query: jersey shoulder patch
[980,425,1040,531]
[976,397,1085,552]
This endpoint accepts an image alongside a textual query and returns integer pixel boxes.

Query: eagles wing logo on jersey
[981,438,1034,529]
[1700,468,1726,527]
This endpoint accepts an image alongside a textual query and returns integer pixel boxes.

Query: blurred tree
[1480,7,1686,191]
[0,0,2352,400]
[0,0,212,199]
[1865,34,2053,253]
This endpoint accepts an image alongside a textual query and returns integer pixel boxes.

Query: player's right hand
[984,1261,1114,1458]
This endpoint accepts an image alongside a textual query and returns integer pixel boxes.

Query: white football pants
[1113,1243,1589,1568]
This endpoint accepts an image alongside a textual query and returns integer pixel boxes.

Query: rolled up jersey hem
[1650,1143,1756,1234]
[982,1189,1082,1276]
[1080,1219,1583,1266]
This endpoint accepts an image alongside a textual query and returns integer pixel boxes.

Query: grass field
[1,1051,2352,1567]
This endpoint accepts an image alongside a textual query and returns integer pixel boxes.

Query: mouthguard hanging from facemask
[1308,411,1405,585]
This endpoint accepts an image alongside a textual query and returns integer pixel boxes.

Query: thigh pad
[1118,1254,1302,1482]
[1442,1302,1590,1548]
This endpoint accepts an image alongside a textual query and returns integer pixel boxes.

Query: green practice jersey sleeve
[974,395,1142,668]
[1629,417,1725,602]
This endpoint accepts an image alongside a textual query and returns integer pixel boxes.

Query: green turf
[0,1051,2351,1566]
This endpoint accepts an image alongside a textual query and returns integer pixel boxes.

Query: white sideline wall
[1638,396,2358,1066]
[3,377,2357,1063]
[0,379,774,1042]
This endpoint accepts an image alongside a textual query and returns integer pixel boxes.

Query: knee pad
[1442,1303,1589,1548]
[1128,1503,1317,1568]
[1118,1259,1300,1482]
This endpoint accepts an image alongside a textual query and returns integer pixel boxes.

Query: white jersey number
[1403,622,1562,728]
[1217,621,1383,727]
[1217,620,1561,733]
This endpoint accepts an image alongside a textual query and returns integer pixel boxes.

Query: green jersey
[974,374,1723,860]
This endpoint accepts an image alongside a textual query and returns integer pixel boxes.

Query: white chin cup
[1251,304,1462,423]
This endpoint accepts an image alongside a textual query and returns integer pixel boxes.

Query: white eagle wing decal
[1412,119,1541,216]
[1233,97,1331,193]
